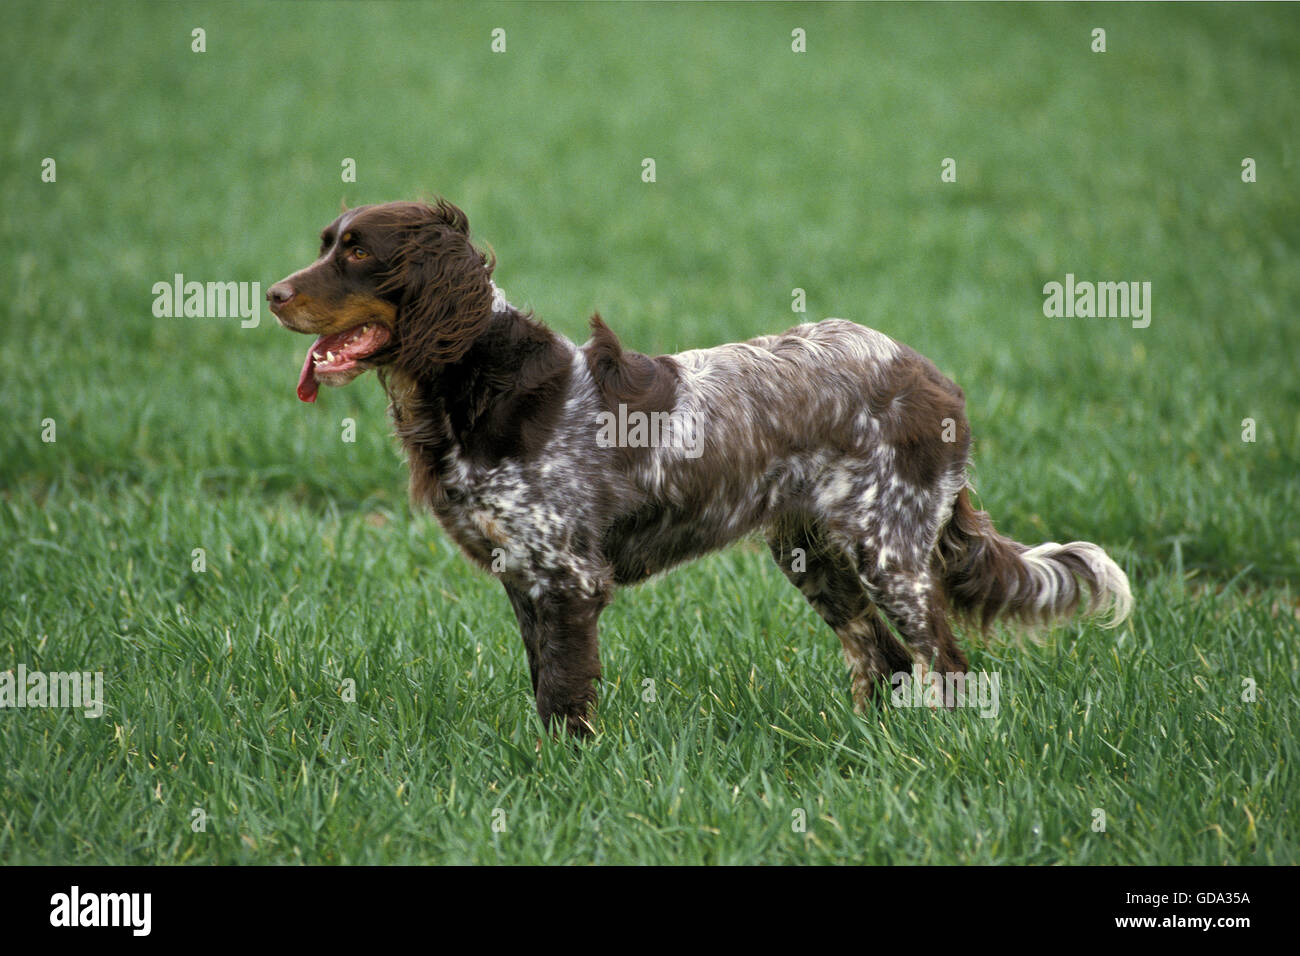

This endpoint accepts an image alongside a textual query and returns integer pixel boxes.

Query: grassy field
[2,1,1297,865]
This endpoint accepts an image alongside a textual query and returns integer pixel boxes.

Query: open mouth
[296,323,392,403]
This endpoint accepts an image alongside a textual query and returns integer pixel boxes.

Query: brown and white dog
[268,199,1132,737]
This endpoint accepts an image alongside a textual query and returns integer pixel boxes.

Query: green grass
[2,1,1298,864]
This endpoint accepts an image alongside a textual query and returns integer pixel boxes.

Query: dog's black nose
[267,282,295,307]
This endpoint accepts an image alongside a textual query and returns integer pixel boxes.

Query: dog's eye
[348,247,369,261]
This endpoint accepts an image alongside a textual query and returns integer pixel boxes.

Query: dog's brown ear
[380,200,495,368]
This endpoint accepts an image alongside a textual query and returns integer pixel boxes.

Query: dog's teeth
[326,351,336,362]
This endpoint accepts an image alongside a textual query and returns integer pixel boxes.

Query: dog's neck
[382,292,575,506]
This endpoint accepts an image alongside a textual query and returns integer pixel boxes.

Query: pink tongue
[296,338,324,403]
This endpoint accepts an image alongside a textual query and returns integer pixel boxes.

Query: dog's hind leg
[852,545,970,684]
[766,519,912,711]
[828,465,972,690]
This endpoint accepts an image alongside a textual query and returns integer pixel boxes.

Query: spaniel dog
[268,199,1132,737]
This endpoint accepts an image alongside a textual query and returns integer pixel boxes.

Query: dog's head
[267,199,495,402]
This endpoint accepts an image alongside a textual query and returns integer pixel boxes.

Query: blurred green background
[1,2,1297,864]
[4,1,1297,572]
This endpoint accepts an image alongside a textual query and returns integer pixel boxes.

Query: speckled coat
[273,200,1132,738]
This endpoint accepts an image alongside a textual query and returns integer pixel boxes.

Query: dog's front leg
[503,581,608,738]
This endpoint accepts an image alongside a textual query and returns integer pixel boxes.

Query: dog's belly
[602,469,797,585]
[603,508,762,585]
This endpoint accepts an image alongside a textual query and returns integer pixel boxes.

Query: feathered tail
[935,488,1132,631]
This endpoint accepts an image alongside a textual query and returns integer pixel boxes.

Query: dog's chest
[433,456,582,576]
